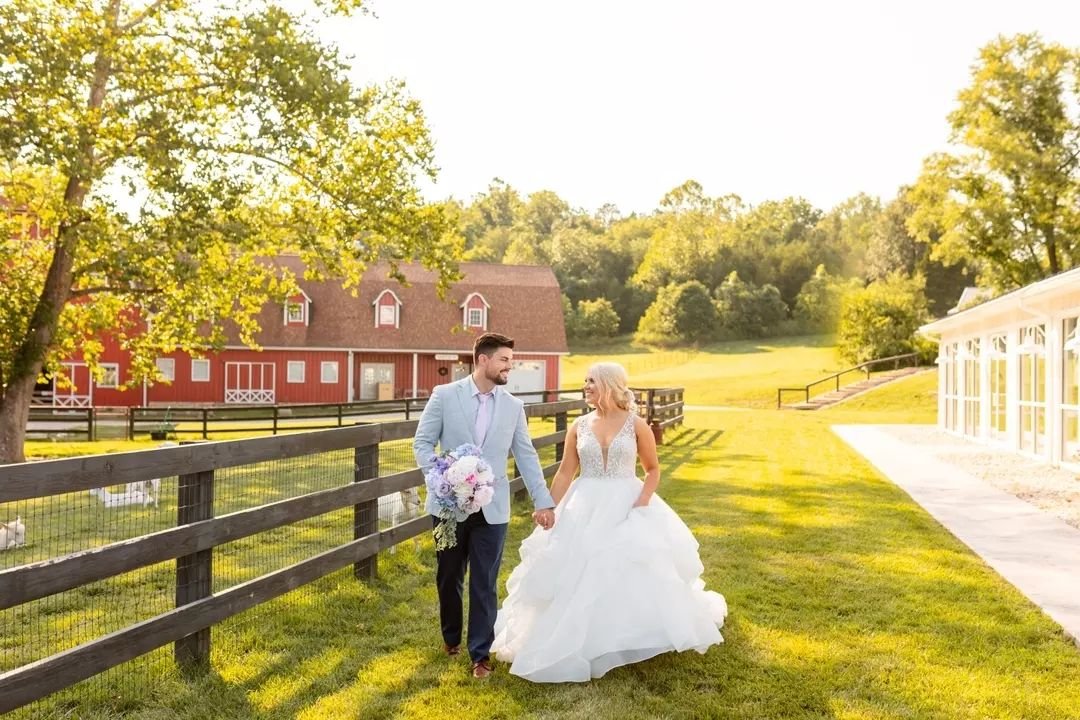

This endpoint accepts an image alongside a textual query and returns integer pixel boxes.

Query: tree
[910,34,1080,290]
[0,1,457,463]
[729,197,827,311]
[713,271,788,338]
[837,274,931,363]
[867,187,971,315]
[815,193,883,278]
[635,280,716,346]
[631,181,741,293]
[573,298,620,339]
[794,265,858,331]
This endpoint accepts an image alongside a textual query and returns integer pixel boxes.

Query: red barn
[42,259,569,407]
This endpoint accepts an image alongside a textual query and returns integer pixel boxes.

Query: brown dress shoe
[444,643,461,657]
[471,659,494,678]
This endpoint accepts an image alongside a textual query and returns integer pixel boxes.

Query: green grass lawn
[11,368,1080,719]
[563,334,848,408]
[10,345,1080,716]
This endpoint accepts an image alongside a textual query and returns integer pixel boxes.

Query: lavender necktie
[475,392,491,446]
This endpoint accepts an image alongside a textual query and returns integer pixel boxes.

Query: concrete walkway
[834,424,1080,645]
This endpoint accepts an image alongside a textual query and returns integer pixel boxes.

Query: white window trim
[191,358,211,383]
[459,292,490,330]
[373,289,403,329]
[156,357,176,382]
[283,289,312,327]
[97,363,120,389]
[467,307,485,328]
[287,360,306,383]
[321,361,339,384]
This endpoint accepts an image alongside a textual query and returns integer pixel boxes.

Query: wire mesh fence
[0,400,590,718]
[0,469,180,717]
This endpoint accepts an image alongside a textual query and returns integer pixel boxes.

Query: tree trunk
[0,374,37,465]
[0,7,116,465]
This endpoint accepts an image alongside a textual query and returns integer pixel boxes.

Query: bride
[491,362,727,682]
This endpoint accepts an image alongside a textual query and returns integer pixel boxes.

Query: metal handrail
[777,352,921,408]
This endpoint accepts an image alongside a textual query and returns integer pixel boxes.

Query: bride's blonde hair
[587,362,636,413]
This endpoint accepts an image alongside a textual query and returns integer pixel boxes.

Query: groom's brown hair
[473,332,514,363]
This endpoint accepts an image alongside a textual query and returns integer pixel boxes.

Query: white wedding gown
[491,411,727,682]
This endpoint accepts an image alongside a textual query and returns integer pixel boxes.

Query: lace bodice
[576,411,638,479]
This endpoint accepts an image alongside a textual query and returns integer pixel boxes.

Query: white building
[919,267,1080,471]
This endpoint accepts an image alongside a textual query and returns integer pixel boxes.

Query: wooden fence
[0,398,587,715]
[22,388,685,445]
[25,407,96,440]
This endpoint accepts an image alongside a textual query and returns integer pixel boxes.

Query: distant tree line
[444,33,1079,363]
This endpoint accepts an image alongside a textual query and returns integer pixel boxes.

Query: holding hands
[532,508,555,530]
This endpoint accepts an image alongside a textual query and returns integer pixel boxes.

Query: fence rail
[24,387,686,444]
[128,398,433,440]
[25,408,95,440]
[776,352,922,408]
[0,398,590,715]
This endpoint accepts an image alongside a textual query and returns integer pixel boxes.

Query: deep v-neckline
[587,411,633,474]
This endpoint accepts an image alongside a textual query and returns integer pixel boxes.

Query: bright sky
[324,0,1080,215]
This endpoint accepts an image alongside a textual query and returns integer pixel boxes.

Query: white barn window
[192,359,211,382]
[97,363,120,389]
[287,360,306,383]
[321,361,339,384]
[156,357,176,382]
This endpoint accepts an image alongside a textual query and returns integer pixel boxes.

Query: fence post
[405,399,411,421]
[337,404,344,427]
[175,463,214,675]
[128,408,135,440]
[87,408,95,441]
[354,443,380,580]
[555,411,567,462]
[202,409,209,440]
[272,406,279,436]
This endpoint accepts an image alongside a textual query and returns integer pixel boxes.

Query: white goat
[378,487,422,554]
[89,486,151,508]
[124,478,161,508]
[0,516,26,550]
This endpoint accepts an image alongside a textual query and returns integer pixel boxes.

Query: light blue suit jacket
[412,377,555,525]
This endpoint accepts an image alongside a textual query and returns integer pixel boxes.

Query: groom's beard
[486,368,509,385]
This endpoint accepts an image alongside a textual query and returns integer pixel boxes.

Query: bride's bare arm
[633,416,660,507]
[549,423,580,505]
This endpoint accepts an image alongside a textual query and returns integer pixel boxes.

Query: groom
[413,332,556,679]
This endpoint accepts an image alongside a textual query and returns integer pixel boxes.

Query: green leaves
[0,0,456,460]
[912,33,1080,290]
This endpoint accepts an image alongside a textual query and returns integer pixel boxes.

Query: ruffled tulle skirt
[491,474,727,683]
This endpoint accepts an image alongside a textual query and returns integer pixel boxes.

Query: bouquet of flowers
[425,443,496,550]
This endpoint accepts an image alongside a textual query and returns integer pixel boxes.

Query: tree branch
[69,286,162,298]
[117,0,170,32]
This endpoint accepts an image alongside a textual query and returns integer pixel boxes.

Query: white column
[1047,316,1062,466]
[347,351,354,403]
[412,353,419,397]
[980,333,991,439]
[937,344,947,431]
[1006,328,1020,451]
[959,342,968,435]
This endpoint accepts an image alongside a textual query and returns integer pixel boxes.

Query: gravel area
[877,425,1080,529]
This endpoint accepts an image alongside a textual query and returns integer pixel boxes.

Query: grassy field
[563,334,847,408]
[9,367,1080,719]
